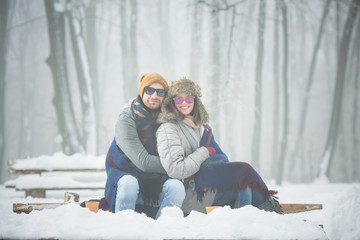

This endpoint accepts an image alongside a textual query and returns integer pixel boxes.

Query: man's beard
[145,99,161,111]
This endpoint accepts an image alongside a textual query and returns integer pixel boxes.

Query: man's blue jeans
[213,186,265,208]
[115,175,185,219]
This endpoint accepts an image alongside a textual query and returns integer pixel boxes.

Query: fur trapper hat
[161,78,209,124]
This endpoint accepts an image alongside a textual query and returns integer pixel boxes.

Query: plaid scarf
[194,125,269,201]
[131,96,159,155]
[130,96,167,205]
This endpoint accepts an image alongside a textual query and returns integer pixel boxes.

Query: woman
[156,78,282,215]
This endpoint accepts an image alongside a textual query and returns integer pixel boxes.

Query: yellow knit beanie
[139,73,169,100]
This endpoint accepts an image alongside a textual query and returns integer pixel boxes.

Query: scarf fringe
[196,181,269,202]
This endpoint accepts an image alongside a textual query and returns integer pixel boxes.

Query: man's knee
[117,175,139,196]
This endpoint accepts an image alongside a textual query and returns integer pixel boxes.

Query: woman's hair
[170,97,201,125]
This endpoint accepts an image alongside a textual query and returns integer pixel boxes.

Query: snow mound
[329,184,360,239]
[1,199,327,240]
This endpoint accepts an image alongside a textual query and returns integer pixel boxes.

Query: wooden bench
[6,153,106,198]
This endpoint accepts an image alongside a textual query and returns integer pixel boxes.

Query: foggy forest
[0,0,359,185]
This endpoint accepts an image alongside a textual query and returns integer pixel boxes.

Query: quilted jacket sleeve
[156,122,209,179]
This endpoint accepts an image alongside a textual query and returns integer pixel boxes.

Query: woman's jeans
[115,175,185,219]
[213,186,265,208]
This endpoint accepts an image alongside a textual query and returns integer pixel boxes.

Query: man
[104,73,185,219]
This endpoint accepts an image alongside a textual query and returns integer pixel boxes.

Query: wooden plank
[205,204,323,214]
[9,168,105,175]
[13,192,79,214]
[17,187,104,198]
[280,203,323,214]
[13,202,67,214]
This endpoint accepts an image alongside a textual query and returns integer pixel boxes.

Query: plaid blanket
[195,125,269,201]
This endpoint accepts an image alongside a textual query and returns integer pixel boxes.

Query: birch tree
[67,0,97,154]
[44,0,84,154]
[251,0,266,171]
[318,0,360,180]
[276,0,289,185]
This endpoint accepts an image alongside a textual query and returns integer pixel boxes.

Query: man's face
[142,82,166,110]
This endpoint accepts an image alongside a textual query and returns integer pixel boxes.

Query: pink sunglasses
[173,96,195,104]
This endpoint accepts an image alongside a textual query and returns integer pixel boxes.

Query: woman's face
[174,94,195,116]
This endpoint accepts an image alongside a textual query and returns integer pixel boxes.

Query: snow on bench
[8,152,105,175]
[6,152,106,198]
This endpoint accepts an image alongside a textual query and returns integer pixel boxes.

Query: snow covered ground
[1,153,359,239]
[1,182,359,239]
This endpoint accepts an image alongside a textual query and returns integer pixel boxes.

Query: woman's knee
[162,179,185,200]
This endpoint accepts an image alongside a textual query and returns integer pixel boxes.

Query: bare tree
[291,0,331,164]
[158,0,175,77]
[16,1,34,158]
[209,0,222,140]
[271,0,280,177]
[44,0,84,154]
[120,0,138,101]
[85,0,100,154]
[351,19,360,181]
[251,0,266,171]
[318,0,360,180]
[0,0,10,182]
[190,1,204,81]
[276,0,289,185]
[67,0,97,154]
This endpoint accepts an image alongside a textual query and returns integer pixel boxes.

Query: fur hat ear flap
[195,84,202,98]
[197,99,209,125]
[160,96,177,122]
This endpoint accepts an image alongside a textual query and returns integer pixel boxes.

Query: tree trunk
[190,1,204,81]
[44,0,84,155]
[158,0,175,77]
[351,19,360,181]
[271,0,280,177]
[276,0,289,185]
[210,0,221,141]
[128,0,138,91]
[120,0,129,100]
[225,6,236,86]
[318,0,360,180]
[85,0,100,154]
[67,1,97,155]
[0,0,10,183]
[291,0,331,163]
[120,0,138,101]
[251,0,266,171]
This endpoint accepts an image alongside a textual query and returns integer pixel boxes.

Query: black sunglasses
[144,86,166,97]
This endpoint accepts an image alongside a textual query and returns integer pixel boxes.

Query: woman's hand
[205,147,216,156]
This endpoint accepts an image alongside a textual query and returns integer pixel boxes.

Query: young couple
[104,73,282,219]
